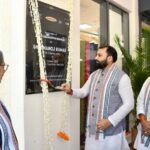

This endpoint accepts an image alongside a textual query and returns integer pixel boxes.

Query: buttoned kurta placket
[87,69,108,138]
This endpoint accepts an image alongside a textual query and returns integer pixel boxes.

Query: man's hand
[141,120,150,136]
[97,119,111,130]
[60,83,72,94]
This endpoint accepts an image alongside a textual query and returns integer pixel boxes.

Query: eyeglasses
[0,64,9,72]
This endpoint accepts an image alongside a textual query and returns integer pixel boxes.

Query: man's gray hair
[0,51,4,65]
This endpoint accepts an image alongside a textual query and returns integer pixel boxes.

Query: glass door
[80,0,100,149]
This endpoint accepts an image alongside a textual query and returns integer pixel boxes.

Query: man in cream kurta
[134,77,150,150]
[61,46,134,150]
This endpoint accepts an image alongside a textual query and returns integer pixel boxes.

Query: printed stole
[141,81,150,147]
[0,101,18,150]
[88,64,119,139]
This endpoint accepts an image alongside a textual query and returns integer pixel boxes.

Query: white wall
[70,0,80,149]
[0,0,26,150]
[108,0,132,12]
[11,0,26,149]
[24,0,80,150]
[108,0,139,56]
[0,0,11,108]
[129,0,139,57]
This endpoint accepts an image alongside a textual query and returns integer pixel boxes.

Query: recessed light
[45,16,57,22]
[80,24,92,30]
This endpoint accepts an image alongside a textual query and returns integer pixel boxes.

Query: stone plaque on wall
[26,1,70,94]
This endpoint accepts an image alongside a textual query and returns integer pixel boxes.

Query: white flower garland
[58,0,73,137]
[28,0,53,149]
[28,0,73,148]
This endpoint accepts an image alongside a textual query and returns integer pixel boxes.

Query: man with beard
[60,46,134,150]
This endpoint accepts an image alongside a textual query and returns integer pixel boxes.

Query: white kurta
[134,77,150,150]
[85,132,129,150]
[72,70,134,150]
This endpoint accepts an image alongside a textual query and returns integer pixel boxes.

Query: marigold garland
[28,0,53,149]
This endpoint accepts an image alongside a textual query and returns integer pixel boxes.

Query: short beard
[96,59,108,69]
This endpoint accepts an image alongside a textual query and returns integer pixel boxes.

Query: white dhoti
[134,124,150,150]
[85,132,129,150]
